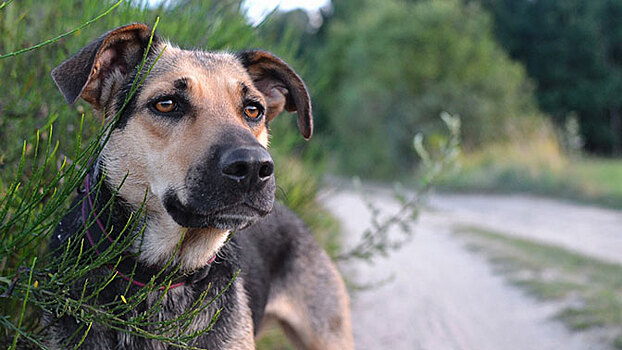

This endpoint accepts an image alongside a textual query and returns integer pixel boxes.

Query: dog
[47,23,353,349]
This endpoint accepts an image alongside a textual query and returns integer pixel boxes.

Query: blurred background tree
[479,0,622,155]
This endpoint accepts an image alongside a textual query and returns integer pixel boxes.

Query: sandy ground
[321,188,618,350]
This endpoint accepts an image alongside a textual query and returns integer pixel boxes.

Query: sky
[242,0,331,25]
[148,0,331,25]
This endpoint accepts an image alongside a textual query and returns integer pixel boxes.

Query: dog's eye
[244,105,263,120]
[154,99,176,113]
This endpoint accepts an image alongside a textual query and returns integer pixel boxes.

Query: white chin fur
[136,215,229,272]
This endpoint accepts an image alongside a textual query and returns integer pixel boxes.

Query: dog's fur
[47,24,353,349]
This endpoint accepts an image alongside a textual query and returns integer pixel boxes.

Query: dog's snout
[182,131,277,224]
[220,147,274,185]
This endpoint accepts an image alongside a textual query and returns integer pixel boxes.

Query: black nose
[220,146,274,186]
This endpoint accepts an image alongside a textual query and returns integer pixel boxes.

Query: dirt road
[322,188,618,350]
[429,193,622,265]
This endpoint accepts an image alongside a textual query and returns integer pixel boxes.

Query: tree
[310,0,542,178]
[480,0,622,154]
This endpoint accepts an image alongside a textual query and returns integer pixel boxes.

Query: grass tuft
[442,143,622,209]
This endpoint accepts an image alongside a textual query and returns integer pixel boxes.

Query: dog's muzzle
[163,132,276,229]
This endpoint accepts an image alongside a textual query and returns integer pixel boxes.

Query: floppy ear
[236,50,313,140]
[51,23,156,109]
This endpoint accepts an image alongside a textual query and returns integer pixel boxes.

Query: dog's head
[52,24,312,232]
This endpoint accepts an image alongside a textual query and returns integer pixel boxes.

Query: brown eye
[244,105,262,120]
[155,99,175,113]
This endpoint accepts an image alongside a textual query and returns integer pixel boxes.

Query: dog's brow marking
[239,82,264,108]
[174,78,188,90]
[240,82,249,95]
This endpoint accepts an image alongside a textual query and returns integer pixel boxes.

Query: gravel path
[322,189,617,350]
[429,193,622,265]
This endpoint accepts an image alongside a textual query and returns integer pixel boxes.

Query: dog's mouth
[163,192,271,229]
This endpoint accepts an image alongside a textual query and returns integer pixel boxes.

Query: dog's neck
[85,164,229,273]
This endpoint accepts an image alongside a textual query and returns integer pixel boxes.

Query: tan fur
[265,294,312,348]
[222,278,256,349]
[264,255,354,350]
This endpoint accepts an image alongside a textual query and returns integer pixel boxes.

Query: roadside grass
[256,325,294,350]
[454,225,622,349]
[439,143,622,210]
[571,158,622,199]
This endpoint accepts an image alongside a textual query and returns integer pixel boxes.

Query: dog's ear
[236,50,313,140]
[51,23,156,109]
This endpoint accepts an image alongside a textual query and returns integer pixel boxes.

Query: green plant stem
[9,257,36,350]
[0,0,14,11]
[0,0,123,59]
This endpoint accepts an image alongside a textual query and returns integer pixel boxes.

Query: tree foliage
[307,0,543,178]
[479,0,622,154]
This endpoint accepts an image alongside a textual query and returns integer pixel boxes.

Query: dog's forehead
[156,46,243,72]
[143,46,252,92]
